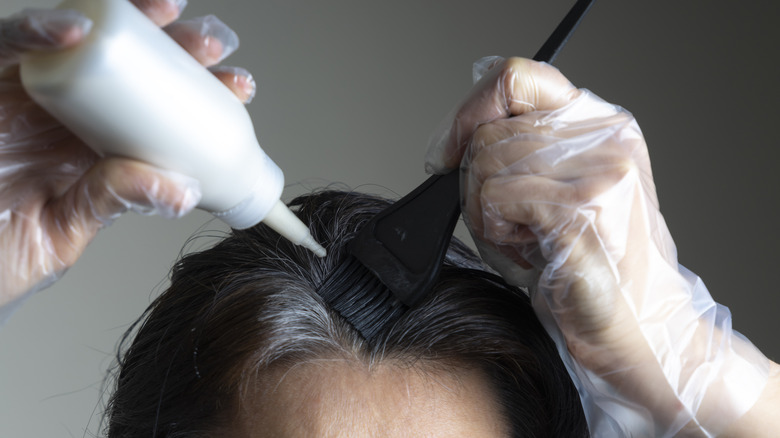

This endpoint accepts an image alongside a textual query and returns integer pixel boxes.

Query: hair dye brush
[320,0,596,342]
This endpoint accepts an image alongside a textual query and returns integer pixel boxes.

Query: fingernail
[472,55,504,84]
[173,0,189,12]
[179,182,202,215]
[20,8,93,45]
[180,15,240,62]
[168,177,201,219]
[424,136,450,175]
[211,66,256,103]
[423,155,449,175]
[231,67,256,104]
[242,70,256,104]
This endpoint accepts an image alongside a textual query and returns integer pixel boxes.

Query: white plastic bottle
[19,0,326,257]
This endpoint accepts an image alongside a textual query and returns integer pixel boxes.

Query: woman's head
[106,191,588,437]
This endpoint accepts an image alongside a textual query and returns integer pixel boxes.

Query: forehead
[238,360,509,438]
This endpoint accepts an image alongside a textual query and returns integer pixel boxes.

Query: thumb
[425,57,579,174]
[44,158,201,266]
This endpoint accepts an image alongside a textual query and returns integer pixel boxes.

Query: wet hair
[105,190,588,437]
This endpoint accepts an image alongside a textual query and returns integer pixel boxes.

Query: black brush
[320,0,596,343]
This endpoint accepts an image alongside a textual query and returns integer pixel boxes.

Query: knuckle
[607,152,639,184]
[471,119,519,149]
[471,122,498,149]
[503,56,528,74]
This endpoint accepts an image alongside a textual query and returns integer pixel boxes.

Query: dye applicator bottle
[19,0,326,257]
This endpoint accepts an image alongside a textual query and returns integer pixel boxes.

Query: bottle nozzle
[262,200,327,258]
[299,234,327,258]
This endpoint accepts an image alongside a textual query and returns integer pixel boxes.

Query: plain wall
[1,0,778,436]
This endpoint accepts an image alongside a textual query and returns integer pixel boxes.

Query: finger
[468,137,633,192]
[472,55,505,84]
[487,174,573,228]
[465,96,646,186]
[164,15,239,67]
[43,158,201,265]
[130,0,187,27]
[474,237,536,271]
[476,174,587,274]
[480,173,631,281]
[464,145,632,264]
[462,173,541,270]
[82,158,201,222]
[0,9,92,68]
[210,66,256,103]
[426,57,580,173]
[470,116,530,151]
[494,242,537,270]
[472,175,569,245]
[466,133,551,186]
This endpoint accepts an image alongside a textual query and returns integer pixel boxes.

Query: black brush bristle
[318,256,406,343]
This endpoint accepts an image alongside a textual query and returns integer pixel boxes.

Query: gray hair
[105,190,588,437]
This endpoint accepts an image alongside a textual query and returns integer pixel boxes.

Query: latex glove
[0,0,256,318]
[426,57,771,436]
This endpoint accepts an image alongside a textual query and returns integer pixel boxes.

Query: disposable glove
[0,0,255,320]
[427,56,771,436]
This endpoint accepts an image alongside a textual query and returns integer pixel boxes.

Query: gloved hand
[427,57,773,436]
[0,0,256,316]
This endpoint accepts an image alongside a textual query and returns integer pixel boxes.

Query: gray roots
[105,190,588,437]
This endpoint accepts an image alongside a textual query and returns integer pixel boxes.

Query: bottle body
[19,0,283,228]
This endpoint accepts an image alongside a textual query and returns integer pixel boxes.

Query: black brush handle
[351,171,460,307]
[533,0,595,63]
[351,0,595,307]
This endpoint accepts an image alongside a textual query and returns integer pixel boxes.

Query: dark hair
[105,190,588,437]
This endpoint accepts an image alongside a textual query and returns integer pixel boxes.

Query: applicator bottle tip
[261,200,327,258]
[300,235,327,258]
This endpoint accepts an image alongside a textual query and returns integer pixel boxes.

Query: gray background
[1,0,778,436]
